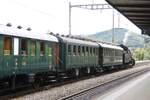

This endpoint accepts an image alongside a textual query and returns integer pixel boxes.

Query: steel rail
[61,67,150,100]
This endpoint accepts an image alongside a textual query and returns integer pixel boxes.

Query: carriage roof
[0,25,58,42]
[58,36,99,47]
[98,42,123,50]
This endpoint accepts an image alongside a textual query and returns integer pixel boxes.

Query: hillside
[88,28,150,48]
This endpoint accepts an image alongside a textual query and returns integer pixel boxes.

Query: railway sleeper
[95,67,103,73]
[43,75,58,84]
[58,73,69,81]
[0,80,9,90]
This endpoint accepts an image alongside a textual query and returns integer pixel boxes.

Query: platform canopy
[106,0,150,36]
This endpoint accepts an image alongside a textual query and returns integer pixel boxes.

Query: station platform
[93,71,150,100]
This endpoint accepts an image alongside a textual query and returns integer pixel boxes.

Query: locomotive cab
[119,44,135,67]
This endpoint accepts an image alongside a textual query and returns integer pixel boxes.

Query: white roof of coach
[98,42,123,50]
[60,36,99,47]
[0,25,58,42]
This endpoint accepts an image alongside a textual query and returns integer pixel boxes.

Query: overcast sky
[0,0,141,35]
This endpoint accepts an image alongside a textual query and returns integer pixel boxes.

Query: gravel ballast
[12,61,150,100]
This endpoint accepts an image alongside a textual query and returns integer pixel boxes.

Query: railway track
[61,67,150,100]
[0,61,149,100]
[0,70,116,99]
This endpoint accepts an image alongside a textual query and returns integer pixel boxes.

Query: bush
[133,48,150,60]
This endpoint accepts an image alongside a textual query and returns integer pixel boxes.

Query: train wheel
[75,69,79,77]
[59,73,69,81]
[87,67,91,74]
[10,74,16,90]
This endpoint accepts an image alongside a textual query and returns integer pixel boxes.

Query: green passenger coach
[0,24,58,89]
[56,36,100,76]
[98,42,123,70]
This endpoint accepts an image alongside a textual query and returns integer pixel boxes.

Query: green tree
[133,48,144,60]
[144,48,150,60]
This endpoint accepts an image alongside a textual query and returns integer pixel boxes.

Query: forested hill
[88,28,150,48]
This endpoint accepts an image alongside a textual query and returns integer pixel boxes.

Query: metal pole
[69,2,71,35]
[69,3,113,36]
[118,12,120,28]
[112,9,115,43]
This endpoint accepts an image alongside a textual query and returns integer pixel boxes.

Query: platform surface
[93,71,150,100]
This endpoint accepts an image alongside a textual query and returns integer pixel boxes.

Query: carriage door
[53,43,60,69]
[13,38,19,73]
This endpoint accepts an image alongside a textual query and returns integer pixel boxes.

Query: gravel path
[12,61,150,100]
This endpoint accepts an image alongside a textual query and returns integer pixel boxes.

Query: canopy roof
[106,0,150,36]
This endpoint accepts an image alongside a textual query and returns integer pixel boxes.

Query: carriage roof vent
[27,27,32,31]
[56,33,59,36]
[61,34,65,37]
[49,32,54,35]
[66,35,69,37]
[17,25,22,29]
[70,36,74,38]
[6,23,12,27]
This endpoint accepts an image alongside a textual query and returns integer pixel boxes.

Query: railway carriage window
[90,47,92,55]
[106,49,107,56]
[78,46,81,55]
[105,48,106,56]
[103,48,106,56]
[103,48,105,56]
[73,45,76,55]
[96,48,98,55]
[107,49,109,56]
[31,41,36,56]
[48,46,52,56]
[117,50,118,56]
[20,39,28,56]
[68,45,71,55]
[40,42,45,56]
[82,46,85,55]
[4,37,12,55]
[95,48,97,55]
[120,51,122,56]
[93,48,95,55]
[109,49,111,56]
[116,50,118,56]
[113,49,114,56]
[113,49,115,56]
[105,49,108,56]
[107,49,108,56]
[106,49,108,56]
[86,46,89,56]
